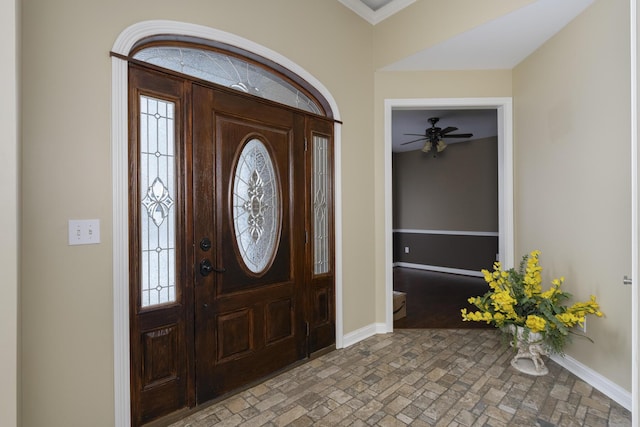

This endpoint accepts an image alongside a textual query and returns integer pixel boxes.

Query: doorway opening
[112,21,344,426]
[391,108,498,328]
[383,98,514,331]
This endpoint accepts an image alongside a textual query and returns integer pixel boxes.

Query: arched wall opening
[111,20,343,425]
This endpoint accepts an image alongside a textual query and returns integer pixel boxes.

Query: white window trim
[111,20,343,426]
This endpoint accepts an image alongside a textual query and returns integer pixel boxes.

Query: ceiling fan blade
[400,136,428,145]
[403,133,428,137]
[441,133,473,139]
[439,126,458,134]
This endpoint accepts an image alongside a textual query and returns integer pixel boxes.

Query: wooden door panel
[215,116,292,294]
[217,309,253,360]
[312,287,331,326]
[305,118,336,355]
[142,325,179,388]
[266,298,294,344]
[136,322,186,421]
[129,66,193,426]
[308,280,335,353]
[193,85,306,403]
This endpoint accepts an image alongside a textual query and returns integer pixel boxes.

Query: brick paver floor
[170,329,631,426]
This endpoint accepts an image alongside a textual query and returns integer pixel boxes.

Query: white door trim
[629,0,638,422]
[383,97,514,330]
[111,20,343,426]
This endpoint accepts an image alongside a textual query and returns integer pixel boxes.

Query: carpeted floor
[393,267,493,329]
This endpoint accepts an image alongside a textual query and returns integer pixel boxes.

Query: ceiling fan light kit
[401,117,473,157]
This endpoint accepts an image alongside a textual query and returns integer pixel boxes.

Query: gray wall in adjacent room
[392,136,498,272]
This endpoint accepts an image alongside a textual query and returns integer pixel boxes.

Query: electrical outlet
[68,219,101,245]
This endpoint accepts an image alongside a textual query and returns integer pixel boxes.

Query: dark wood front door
[129,63,335,426]
[192,84,306,402]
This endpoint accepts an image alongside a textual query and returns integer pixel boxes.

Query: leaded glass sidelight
[313,135,330,275]
[233,139,280,274]
[139,95,176,307]
[133,46,322,115]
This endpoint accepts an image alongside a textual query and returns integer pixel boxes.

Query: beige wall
[513,0,631,390]
[1,0,19,426]
[21,1,374,426]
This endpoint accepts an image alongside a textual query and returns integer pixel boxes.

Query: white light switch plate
[68,219,101,245]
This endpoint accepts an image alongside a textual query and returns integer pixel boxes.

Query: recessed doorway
[391,108,498,329]
[383,97,514,331]
[112,22,343,426]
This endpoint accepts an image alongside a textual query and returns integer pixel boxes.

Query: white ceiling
[340,0,596,152]
[341,0,594,70]
[338,0,416,25]
[359,0,396,11]
[382,0,595,71]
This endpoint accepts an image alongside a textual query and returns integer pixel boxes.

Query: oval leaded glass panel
[133,46,322,115]
[233,139,280,274]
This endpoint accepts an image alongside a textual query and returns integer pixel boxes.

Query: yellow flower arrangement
[461,250,603,354]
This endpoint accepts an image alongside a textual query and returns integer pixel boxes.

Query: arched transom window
[133,44,325,115]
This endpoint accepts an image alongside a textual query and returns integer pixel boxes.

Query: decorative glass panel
[233,139,280,274]
[313,135,330,275]
[133,46,322,115]
[139,95,176,307]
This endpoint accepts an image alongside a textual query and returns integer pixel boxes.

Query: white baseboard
[393,229,499,237]
[342,324,631,412]
[550,353,631,411]
[393,262,483,278]
[342,323,389,348]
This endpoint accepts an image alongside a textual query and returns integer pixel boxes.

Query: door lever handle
[199,259,213,276]
[199,259,225,276]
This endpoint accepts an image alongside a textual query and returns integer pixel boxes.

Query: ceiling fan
[401,117,473,155]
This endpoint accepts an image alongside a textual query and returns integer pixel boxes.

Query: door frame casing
[383,97,514,330]
[630,0,638,420]
[111,20,343,426]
